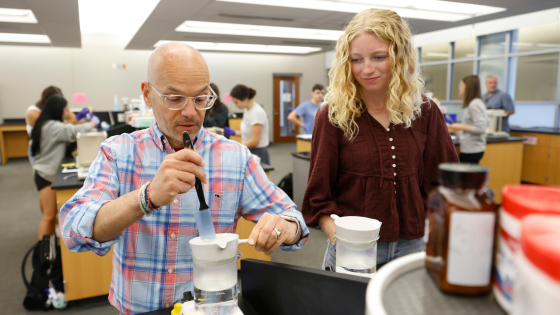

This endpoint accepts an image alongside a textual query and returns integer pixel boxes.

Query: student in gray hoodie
[30,95,99,240]
[450,75,489,164]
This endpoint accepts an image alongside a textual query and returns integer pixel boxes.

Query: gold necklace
[372,107,384,114]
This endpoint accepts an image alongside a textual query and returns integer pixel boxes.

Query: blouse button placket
[388,129,396,194]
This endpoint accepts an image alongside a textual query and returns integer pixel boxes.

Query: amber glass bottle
[425,163,497,295]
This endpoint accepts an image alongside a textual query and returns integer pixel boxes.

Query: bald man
[60,43,309,315]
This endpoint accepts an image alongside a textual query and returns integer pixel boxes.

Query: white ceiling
[0,0,559,53]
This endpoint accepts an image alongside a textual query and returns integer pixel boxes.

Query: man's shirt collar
[149,119,205,152]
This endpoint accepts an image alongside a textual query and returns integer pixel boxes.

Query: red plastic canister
[512,215,560,315]
[494,185,560,312]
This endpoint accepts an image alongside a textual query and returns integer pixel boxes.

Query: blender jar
[193,251,240,315]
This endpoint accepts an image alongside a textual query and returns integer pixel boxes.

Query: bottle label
[447,211,496,286]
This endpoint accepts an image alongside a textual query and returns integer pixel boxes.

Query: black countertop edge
[52,158,274,191]
[296,137,312,142]
[291,152,311,161]
[511,127,560,135]
[260,163,274,172]
[0,118,26,126]
[453,136,525,146]
[51,157,83,190]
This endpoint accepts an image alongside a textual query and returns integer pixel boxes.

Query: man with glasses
[60,42,309,315]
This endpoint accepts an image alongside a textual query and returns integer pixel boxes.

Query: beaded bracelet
[330,235,337,247]
[138,185,149,216]
[138,181,159,216]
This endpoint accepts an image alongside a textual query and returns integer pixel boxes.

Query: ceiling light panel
[217,0,506,22]
[176,21,343,41]
[0,8,38,23]
[155,40,322,54]
[0,33,50,44]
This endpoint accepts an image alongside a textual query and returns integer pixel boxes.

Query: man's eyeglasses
[148,83,218,111]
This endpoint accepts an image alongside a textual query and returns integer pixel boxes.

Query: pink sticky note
[73,93,87,104]
[223,93,232,102]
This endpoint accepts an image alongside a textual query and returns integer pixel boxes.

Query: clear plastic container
[335,235,379,277]
[193,252,239,315]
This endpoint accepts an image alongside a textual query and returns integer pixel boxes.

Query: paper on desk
[62,166,78,174]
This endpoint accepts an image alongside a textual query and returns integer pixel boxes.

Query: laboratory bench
[51,157,275,301]
[510,127,560,186]
[228,112,243,143]
[141,259,370,315]
[454,136,525,204]
[141,257,506,315]
[0,119,28,164]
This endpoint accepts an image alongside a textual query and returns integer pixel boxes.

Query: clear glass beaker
[335,235,379,276]
[193,251,240,315]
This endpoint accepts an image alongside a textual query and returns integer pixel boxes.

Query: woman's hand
[318,214,336,241]
[449,123,472,133]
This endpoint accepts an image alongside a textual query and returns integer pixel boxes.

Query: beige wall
[0,45,327,141]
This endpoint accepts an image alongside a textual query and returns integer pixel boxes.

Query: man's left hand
[248,213,296,256]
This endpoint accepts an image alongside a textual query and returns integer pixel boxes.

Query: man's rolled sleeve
[59,141,121,256]
[240,151,310,251]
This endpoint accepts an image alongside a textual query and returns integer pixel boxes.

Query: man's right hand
[149,148,208,207]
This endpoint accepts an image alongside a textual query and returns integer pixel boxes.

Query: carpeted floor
[0,142,326,314]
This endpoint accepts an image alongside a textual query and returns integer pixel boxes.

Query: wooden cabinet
[296,139,311,153]
[455,140,523,204]
[56,188,113,301]
[0,124,28,164]
[228,117,242,143]
[510,132,560,186]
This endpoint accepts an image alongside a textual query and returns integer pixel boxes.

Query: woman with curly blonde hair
[302,9,458,270]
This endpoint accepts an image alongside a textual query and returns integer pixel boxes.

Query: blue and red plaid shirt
[60,121,309,314]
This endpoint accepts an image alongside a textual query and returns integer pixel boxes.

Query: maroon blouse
[302,97,459,242]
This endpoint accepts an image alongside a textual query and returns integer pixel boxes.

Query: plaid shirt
[60,121,309,315]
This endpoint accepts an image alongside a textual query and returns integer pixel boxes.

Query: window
[454,38,476,59]
[479,59,507,94]
[422,64,448,100]
[512,21,560,53]
[452,62,474,100]
[508,104,557,128]
[514,53,559,101]
[479,32,507,57]
[421,43,449,62]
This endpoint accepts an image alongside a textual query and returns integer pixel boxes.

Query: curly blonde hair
[325,9,424,140]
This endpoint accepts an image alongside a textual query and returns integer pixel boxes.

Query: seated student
[59,42,309,315]
[31,95,98,241]
[287,84,325,134]
[202,82,229,129]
